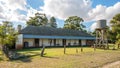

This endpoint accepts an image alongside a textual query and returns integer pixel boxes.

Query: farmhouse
[16,26,95,49]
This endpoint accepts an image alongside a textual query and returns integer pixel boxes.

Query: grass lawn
[0,47,120,68]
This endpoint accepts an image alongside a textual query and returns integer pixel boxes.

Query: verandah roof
[23,35,95,40]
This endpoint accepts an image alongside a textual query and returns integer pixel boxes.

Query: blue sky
[0,0,120,31]
[92,0,120,7]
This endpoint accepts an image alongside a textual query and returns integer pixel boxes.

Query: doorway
[35,39,39,47]
[79,40,81,46]
[54,39,56,46]
[24,42,29,48]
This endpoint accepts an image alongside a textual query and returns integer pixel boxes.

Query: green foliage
[0,21,17,46]
[116,39,120,45]
[63,16,85,30]
[110,13,120,42]
[49,17,57,28]
[27,12,48,26]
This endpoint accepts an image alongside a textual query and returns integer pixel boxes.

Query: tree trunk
[41,45,45,57]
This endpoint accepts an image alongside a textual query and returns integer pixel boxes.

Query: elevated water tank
[96,19,107,29]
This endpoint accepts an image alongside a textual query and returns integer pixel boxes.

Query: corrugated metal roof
[20,26,94,37]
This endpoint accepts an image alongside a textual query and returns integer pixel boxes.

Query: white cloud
[89,2,120,31]
[41,0,120,22]
[90,22,97,31]
[1,0,27,11]
[26,7,44,20]
[0,0,27,23]
[0,0,120,31]
[41,0,92,20]
[88,5,107,21]
[41,0,120,31]
[88,2,120,21]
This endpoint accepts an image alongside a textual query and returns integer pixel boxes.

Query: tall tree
[49,17,57,28]
[27,12,48,26]
[0,21,17,58]
[0,21,16,46]
[110,13,120,43]
[63,16,84,30]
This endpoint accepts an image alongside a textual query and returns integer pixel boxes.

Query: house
[16,26,95,49]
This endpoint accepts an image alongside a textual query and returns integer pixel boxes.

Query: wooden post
[107,43,109,49]
[64,45,66,54]
[113,44,115,50]
[118,44,120,49]
[41,44,45,57]
[94,44,96,51]
[76,48,78,53]
[81,45,83,52]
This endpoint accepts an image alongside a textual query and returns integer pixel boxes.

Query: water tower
[95,19,108,49]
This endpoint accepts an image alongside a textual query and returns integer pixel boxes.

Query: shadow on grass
[0,56,4,61]
[11,56,32,63]
[10,52,41,63]
[42,55,59,59]
[17,48,41,52]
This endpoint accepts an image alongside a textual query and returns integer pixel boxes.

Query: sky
[0,0,120,31]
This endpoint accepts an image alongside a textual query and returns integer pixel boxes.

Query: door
[35,39,39,47]
[79,40,81,46]
[24,42,29,48]
[54,39,56,46]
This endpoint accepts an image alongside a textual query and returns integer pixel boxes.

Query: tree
[27,13,48,56]
[0,21,17,58]
[110,13,120,43]
[63,16,85,30]
[49,17,57,28]
[27,12,48,26]
[0,21,16,46]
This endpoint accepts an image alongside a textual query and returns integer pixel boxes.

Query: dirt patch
[102,61,120,68]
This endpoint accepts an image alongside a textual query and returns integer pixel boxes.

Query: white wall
[23,39,34,47]
[42,39,49,46]
[81,40,86,46]
[70,39,79,46]
[16,34,23,45]
[21,38,86,47]
[56,39,61,46]
[57,39,62,46]
[16,34,23,49]
[39,39,42,46]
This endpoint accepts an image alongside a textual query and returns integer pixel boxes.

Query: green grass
[17,47,104,57]
[0,46,120,68]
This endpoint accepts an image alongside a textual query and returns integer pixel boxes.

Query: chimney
[17,25,22,32]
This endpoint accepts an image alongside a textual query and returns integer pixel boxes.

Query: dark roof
[19,26,93,37]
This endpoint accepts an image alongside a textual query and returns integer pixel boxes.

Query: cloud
[90,22,97,31]
[41,0,120,31]
[0,0,27,23]
[89,2,120,31]
[0,0,120,31]
[41,0,120,22]
[41,0,92,20]
[26,7,44,20]
[88,2,120,21]
[1,0,27,11]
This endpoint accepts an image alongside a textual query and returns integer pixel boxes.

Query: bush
[116,39,120,45]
